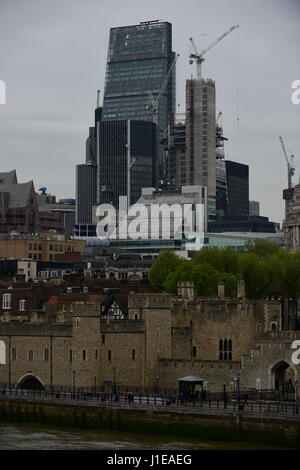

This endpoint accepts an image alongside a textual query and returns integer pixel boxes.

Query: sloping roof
[0,170,17,185]
[177,376,205,382]
[0,181,34,208]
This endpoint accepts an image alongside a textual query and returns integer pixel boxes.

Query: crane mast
[279,136,295,190]
[147,53,179,124]
[189,25,239,80]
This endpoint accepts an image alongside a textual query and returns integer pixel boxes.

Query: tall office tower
[250,200,260,217]
[102,20,175,181]
[225,160,249,217]
[216,119,229,219]
[185,79,216,200]
[164,116,186,189]
[98,120,157,208]
[76,97,102,225]
[75,163,97,224]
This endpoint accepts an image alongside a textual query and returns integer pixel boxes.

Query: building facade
[185,79,216,200]
[225,160,249,217]
[102,20,175,180]
[0,235,86,262]
[0,171,64,234]
[283,181,300,251]
[0,281,298,393]
[98,120,157,208]
[76,164,97,225]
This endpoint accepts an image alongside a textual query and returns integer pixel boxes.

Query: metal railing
[1,385,300,418]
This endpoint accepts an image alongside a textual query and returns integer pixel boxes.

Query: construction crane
[147,53,179,124]
[189,25,239,80]
[279,136,295,190]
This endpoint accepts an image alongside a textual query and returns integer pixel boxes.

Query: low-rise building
[0,281,298,394]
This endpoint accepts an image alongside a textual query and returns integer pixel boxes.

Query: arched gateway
[17,375,45,390]
[271,361,296,396]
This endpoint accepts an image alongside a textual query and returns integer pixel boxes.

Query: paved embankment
[0,395,300,449]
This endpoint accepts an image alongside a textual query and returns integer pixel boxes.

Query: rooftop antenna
[97,90,101,108]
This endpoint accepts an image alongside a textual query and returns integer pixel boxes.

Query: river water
[0,421,289,450]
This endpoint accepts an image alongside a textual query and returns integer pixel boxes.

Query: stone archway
[17,374,45,390]
[271,361,296,396]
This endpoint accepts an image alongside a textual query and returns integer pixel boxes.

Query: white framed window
[2,293,11,309]
[19,299,26,311]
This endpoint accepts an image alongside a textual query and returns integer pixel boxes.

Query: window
[69,349,73,362]
[12,347,17,361]
[108,350,112,361]
[102,335,105,344]
[2,293,11,309]
[219,339,232,360]
[132,349,135,361]
[271,322,277,331]
[44,348,49,361]
[192,346,197,358]
[19,300,26,311]
[28,349,34,361]
[95,349,98,360]
[82,350,86,361]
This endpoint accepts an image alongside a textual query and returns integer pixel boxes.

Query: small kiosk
[177,375,206,400]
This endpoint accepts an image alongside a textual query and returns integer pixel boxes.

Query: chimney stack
[237,280,245,299]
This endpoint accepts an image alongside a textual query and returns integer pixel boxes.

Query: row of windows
[11,348,47,361]
[11,347,137,362]
[28,243,42,251]
[2,294,26,311]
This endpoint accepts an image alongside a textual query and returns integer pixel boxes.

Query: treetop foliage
[148,240,299,299]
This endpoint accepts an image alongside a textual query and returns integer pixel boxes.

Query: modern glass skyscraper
[102,20,176,180]
[98,120,157,208]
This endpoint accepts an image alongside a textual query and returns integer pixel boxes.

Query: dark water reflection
[0,422,288,450]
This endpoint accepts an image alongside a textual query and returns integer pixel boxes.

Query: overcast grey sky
[0,0,299,223]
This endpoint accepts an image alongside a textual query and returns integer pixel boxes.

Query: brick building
[0,170,64,234]
[0,234,86,262]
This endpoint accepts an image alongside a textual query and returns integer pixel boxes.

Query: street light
[156,372,160,395]
[72,369,76,398]
[112,367,116,394]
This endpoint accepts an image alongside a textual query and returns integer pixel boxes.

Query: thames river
[0,422,289,450]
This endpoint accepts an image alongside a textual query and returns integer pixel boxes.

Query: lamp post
[237,372,241,408]
[156,372,160,395]
[112,367,116,394]
[72,369,76,398]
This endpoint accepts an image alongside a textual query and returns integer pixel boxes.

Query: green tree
[239,253,269,298]
[148,249,183,288]
[222,272,239,298]
[191,263,221,296]
[283,252,300,299]
[245,239,281,258]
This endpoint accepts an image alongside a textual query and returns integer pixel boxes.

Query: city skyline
[0,0,299,224]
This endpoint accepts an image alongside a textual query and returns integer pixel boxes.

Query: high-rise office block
[102,21,175,180]
[216,119,229,219]
[76,100,102,225]
[185,79,216,199]
[225,160,249,217]
[250,200,260,217]
[76,164,97,225]
[98,120,157,208]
